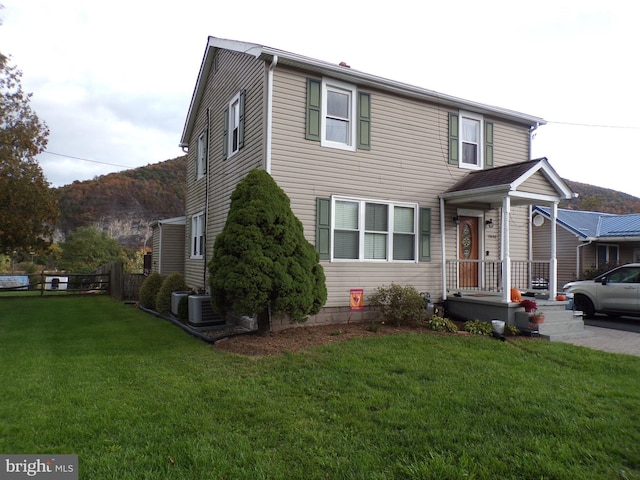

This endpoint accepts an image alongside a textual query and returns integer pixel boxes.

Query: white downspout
[576,240,593,281]
[440,196,447,301]
[529,122,540,159]
[265,55,278,174]
[549,202,558,297]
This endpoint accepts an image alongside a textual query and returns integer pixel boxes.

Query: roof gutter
[258,47,545,127]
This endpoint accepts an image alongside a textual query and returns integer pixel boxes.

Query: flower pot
[530,314,544,324]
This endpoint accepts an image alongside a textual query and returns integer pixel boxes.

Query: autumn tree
[0,53,59,255]
[208,169,327,334]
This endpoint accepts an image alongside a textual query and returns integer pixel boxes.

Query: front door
[459,216,479,288]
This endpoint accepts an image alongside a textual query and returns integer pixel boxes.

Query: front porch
[444,293,588,341]
[438,159,588,341]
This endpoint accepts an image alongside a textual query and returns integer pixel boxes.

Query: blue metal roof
[534,206,640,239]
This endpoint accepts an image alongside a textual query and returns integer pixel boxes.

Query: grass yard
[1,296,639,479]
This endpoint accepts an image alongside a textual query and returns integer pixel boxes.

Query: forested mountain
[53,156,640,250]
[561,180,640,214]
[55,156,187,248]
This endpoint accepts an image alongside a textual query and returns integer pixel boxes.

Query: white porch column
[501,196,511,303]
[549,202,558,298]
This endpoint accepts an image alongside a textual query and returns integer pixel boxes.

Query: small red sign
[350,289,364,311]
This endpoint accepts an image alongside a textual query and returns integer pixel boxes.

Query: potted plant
[530,310,545,324]
[519,299,537,313]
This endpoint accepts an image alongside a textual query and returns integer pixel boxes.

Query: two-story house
[168,36,577,332]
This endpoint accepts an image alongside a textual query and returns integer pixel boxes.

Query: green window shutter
[358,92,371,150]
[222,107,229,160]
[419,207,431,262]
[448,113,459,165]
[316,197,331,260]
[306,79,321,141]
[484,121,494,168]
[238,89,245,149]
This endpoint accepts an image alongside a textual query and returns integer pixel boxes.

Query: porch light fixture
[485,219,494,228]
[453,216,460,225]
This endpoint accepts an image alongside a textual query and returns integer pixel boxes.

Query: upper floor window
[223,90,245,160]
[461,113,481,166]
[306,78,371,151]
[449,111,493,170]
[321,80,357,150]
[197,130,207,179]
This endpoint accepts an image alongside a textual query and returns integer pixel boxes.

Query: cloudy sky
[2,0,639,197]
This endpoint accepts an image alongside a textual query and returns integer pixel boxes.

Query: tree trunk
[256,309,271,336]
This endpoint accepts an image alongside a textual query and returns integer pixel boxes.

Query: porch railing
[445,260,550,293]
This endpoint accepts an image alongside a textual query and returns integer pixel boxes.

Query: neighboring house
[532,206,640,286]
[172,36,575,329]
[150,216,186,276]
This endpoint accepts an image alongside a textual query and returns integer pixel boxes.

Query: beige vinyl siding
[532,218,581,285]
[508,206,531,261]
[183,49,267,289]
[270,68,447,306]
[269,67,533,307]
[159,224,185,275]
[519,171,559,197]
[491,119,530,167]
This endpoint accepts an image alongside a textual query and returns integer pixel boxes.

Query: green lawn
[1,296,639,479]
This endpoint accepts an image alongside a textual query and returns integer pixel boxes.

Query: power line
[546,120,640,130]
[41,150,131,168]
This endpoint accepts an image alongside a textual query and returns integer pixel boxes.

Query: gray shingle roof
[444,159,541,194]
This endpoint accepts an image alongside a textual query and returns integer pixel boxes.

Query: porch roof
[439,158,576,207]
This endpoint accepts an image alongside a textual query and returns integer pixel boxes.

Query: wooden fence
[0,263,145,301]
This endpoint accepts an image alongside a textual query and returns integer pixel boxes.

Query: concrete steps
[514,303,591,341]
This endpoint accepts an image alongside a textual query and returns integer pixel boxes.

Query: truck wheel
[574,294,595,318]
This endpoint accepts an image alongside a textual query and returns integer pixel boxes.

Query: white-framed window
[321,79,357,151]
[228,92,241,158]
[597,244,619,268]
[331,196,417,262]
[191,212,205,258]
[460,111,483,169]
[197,130,207,179]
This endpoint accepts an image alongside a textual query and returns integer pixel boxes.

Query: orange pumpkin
[556,294,567,301]
[510,288,522,302]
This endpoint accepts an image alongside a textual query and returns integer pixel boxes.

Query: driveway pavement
[562,326,640,357]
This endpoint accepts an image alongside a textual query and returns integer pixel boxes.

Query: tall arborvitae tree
[0,53,59,255]
[208,169,327,334]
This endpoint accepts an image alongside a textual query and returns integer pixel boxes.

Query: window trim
[458,110,484,170]
[191,212,205,259]
[196,130,207,179]
[321,79,357,151]
[330,196,418,262]
[227,91,241,159]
